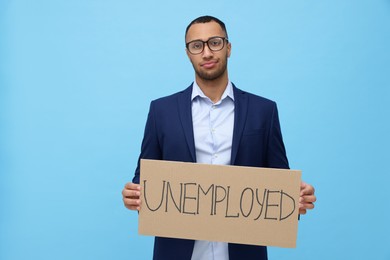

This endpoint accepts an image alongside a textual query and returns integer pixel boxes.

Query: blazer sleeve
[266,103,290,169]
[132,101,162,184]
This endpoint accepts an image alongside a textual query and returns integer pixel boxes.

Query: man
[122,15,316,260]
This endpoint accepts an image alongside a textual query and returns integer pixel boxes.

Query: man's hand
[122,182,142,211]
[299,181,316,215]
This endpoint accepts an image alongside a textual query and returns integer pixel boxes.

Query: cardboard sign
[139,159,301,248]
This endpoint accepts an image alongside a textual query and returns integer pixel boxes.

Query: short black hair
[185,15,228,40]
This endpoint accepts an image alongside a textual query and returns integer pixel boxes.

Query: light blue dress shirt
[190,80,234,260]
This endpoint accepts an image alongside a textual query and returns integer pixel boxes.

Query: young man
[122,15,316,260]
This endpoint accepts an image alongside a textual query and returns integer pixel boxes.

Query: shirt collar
[191,80,235,102]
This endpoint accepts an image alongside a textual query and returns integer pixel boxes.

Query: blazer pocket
[242,128,265,136]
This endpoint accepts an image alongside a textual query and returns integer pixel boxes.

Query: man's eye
[192,42,203,49]
[210,40,221,46]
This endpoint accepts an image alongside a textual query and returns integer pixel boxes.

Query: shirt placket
[210,103,218,164]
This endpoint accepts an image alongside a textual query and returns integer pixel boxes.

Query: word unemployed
[142,180,297,221]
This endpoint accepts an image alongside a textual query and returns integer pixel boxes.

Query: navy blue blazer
[133,83,289,260]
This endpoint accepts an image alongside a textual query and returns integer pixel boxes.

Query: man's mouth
[201,60,217,69]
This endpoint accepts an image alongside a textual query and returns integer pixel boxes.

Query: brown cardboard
[139,159,301,248]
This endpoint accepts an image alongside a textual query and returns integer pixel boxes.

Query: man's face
[185,21,231,82]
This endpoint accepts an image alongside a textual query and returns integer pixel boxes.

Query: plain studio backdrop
[1,0,389,259]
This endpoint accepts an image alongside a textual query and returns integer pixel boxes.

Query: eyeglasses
[186,36,228,55]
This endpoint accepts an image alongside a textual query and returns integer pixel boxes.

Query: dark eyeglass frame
[186,36,229,55]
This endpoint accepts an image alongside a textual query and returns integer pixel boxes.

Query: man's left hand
[299,181,316,215]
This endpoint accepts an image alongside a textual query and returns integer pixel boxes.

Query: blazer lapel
[231,85,248,165]
[178,84,197,162]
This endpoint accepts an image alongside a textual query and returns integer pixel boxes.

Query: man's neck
[195,75,229,103]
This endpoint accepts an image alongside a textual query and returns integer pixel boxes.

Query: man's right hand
[122,182,141,211]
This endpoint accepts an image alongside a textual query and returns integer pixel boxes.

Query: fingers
[299,195,316,215]
[299,182,316,215]
[123,197,142,211]
[122,182,142,211]
[300,181,315,196]
[299,201,315,210]
[299,202,313,215]
[125,182,141,191]
[122,188,141,198]
[299,208,307,215]
[300,193,316,203]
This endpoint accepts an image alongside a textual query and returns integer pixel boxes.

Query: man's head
[185,16,231,83]
[185,16,228,40]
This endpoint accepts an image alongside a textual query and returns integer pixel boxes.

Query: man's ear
[227,42,232,58]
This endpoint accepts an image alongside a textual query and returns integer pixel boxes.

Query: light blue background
[1,0,389,259]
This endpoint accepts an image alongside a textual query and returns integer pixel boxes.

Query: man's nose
[202,44,213,58]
